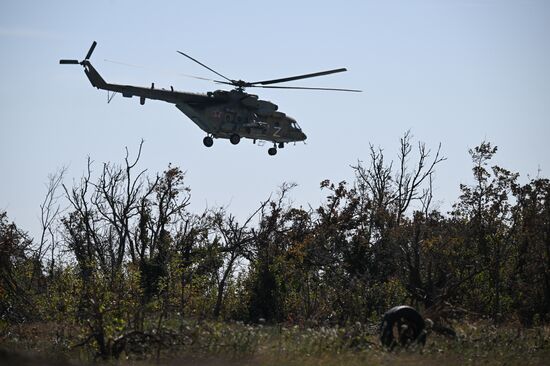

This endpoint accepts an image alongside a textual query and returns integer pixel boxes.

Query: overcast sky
[1,0,549,239]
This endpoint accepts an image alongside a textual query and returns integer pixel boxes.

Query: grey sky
[1,0,549,239]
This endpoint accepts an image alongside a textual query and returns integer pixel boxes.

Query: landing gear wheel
[379,305,427,349]
[230,134,241,145]
[203,136,214,147]
[268,147,277,156]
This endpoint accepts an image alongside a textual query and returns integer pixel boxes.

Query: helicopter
[60,42,361,156]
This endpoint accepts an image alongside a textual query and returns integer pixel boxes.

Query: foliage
[1,134,549,363]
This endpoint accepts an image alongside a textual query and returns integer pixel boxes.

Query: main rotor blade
[59,59,80,64]
[84,41,97,60]
[250,68,348,86]
[104,59,215,81]
[253,85,362,92]
[177,51,233,83]
[214,80,236,86]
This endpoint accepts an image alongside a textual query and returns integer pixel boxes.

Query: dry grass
[1,320,549,365]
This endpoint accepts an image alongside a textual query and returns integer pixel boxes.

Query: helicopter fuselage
[81,60,306,152]
[176,89,306,144]
[61,42,359,155]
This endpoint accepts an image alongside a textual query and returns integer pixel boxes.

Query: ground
[1,320,548,365]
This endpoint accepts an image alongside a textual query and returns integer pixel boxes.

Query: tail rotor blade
[84,41,97,60]
[59,59,80,64]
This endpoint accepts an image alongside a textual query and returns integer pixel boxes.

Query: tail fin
[82,61,108,89]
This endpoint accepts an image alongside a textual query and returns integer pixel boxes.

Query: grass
[1,320,549,365]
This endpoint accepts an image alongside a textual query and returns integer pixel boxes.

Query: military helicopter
[60,42,361,155]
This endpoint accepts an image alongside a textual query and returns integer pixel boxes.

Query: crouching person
[379,305,431,349]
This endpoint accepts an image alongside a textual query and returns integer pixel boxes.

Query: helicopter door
[224,112,233,123]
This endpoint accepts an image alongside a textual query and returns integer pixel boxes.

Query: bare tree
[247,183,296,322]
[353,145,393,214]
[62,157,103,280]
[89,140,155,274]
[393,131,445,225]
[38,167,66,276]
[211,198,269,318]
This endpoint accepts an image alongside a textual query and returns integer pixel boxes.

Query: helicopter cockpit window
[291,122,301,130]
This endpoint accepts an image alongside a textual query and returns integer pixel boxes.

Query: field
[2,139,549,365]
[1,320,549,365]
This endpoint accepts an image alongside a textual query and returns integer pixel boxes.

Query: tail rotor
[60,41,97,65]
